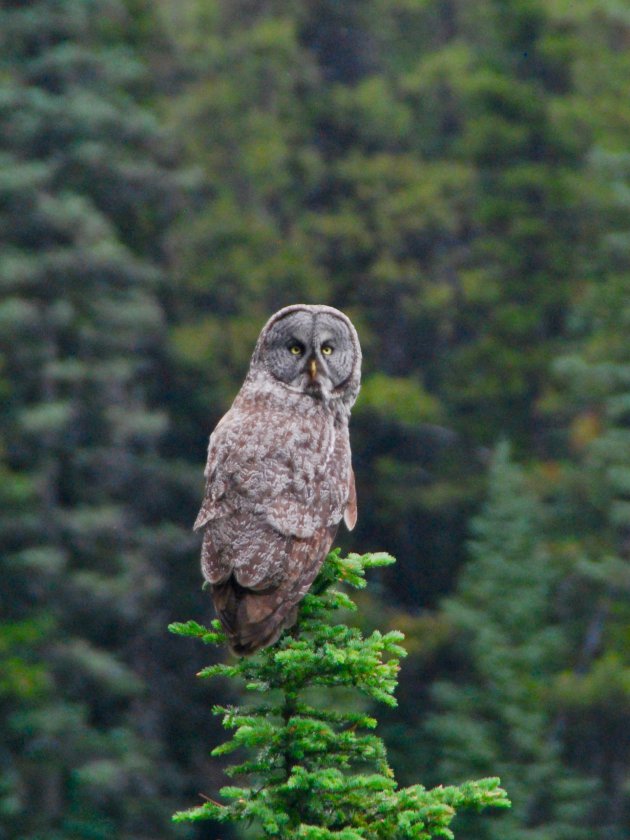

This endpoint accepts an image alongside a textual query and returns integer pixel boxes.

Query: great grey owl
[193,304,361,655]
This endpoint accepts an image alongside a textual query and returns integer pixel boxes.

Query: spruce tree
[543,8,630,833]
[426,444,592,840]
[551,248,630,838]
[0,2,189,835]
[170,550,509,838]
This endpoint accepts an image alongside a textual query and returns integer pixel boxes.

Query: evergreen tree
[541,7,630,827]
[426,444,592,839]
[550,226,630,838]
[170,550,509,838]
[0,3,191,836]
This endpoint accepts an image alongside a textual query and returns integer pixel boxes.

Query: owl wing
[344,466,357,531]
[193,413,238,531]
[210,520,338,655]
[195,402,351,584]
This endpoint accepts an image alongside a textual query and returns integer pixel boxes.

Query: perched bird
[194,304,361,655]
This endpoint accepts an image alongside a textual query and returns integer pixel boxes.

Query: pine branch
[169,550,510,837]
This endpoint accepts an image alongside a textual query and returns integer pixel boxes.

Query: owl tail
[211,578,298,655]
[208,524,338,655]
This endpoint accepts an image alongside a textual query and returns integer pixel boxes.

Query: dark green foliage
[548,240,630,834]
[0,2,193,836]
[170,551,509,838]
[427,444,593,839]
[537,13,630,824]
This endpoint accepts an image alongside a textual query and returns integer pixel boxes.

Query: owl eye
[288,343,303,356]
[321,344,334,356]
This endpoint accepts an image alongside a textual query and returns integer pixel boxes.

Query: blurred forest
[1,0,630,838]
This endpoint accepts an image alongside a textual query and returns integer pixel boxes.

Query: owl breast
[236,384,349,537]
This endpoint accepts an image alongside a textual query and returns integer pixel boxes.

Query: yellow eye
[321,345,333,356]
[289,344,302,355]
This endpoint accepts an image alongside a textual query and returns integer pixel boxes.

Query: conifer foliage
[0,2,186,835]
[428,444,592,839]
[170,551,509,838]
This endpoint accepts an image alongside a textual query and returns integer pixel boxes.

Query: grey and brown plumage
[194,304,361,655]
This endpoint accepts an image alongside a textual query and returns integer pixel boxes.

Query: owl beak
[308,358,318,381]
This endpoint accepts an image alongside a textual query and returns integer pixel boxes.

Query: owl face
[255,306,361,402]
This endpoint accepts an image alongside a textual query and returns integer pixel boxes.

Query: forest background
[2,0,630,838]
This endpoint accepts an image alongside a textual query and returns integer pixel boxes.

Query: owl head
[250,304,362,409]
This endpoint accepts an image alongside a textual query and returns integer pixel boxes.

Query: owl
[193,304,361,655]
